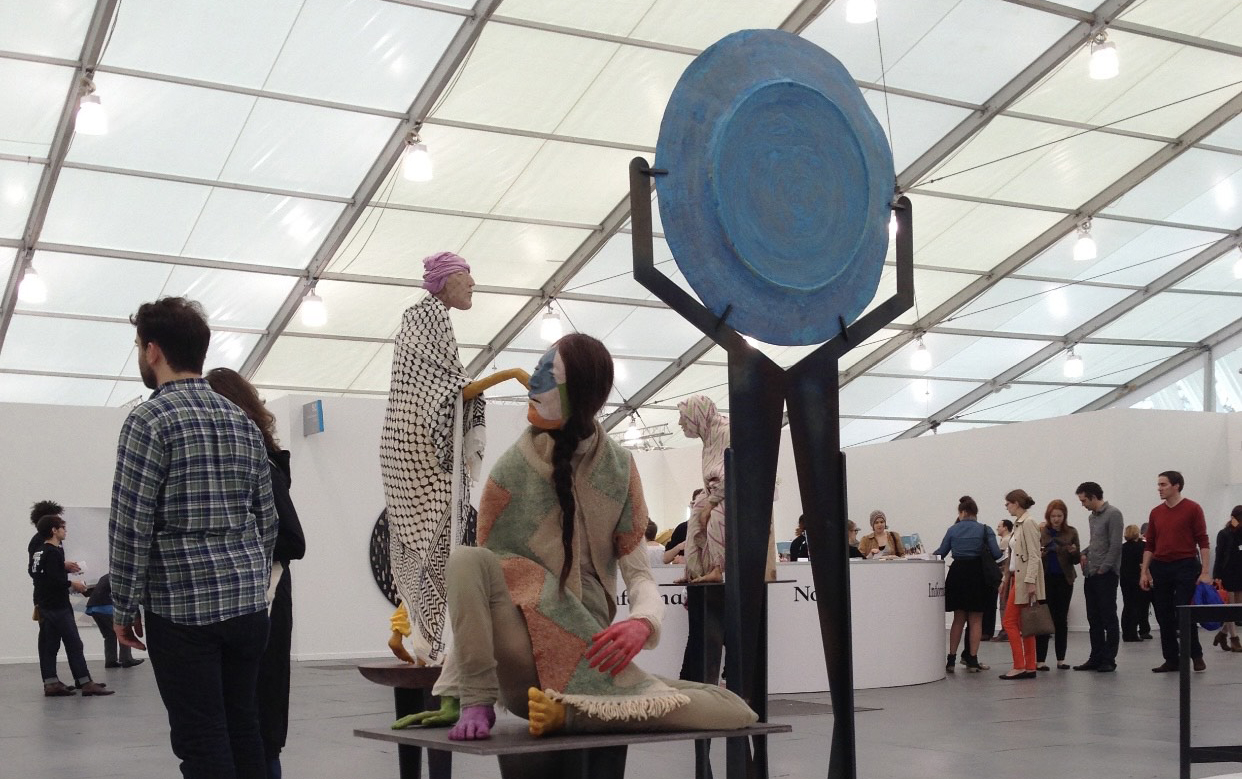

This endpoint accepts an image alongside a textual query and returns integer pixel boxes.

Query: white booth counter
[618,559,946,694]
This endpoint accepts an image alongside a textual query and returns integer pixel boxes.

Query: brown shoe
[1213,631,1229,650]
[1231,637,1242,652]
[43,681,76,697]
[1151,661,1178,673]
[80,681,114,696]
[1193,657,1206,672]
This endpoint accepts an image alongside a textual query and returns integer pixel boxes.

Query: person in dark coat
[207,368,307,779]
[1210,506,1242,652]
[85,573,144,668]
[1120,524,1152,641]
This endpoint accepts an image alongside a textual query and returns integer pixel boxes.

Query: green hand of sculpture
[392,696,461,730]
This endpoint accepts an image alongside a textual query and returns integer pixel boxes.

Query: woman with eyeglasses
[999,490,1043,680]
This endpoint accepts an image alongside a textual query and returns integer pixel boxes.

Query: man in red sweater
[1140,470,1211,673]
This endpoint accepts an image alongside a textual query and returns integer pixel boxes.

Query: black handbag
[980,528,1002,588]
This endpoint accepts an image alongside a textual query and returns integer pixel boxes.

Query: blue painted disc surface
[655,29,893,346]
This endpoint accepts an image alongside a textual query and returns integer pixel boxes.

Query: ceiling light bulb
[910,338,932,371]
[299,289,326,327]
[1064,349,1084,379]
[18,266,47,304]
[889,211,898,239]
[402,141,433,182]
[539,306,562,342]
[1073,223,1097,261]
[624,417,641,443]
[845,0,877,24]
[1089,34,1119,80]
[76,93,108,135]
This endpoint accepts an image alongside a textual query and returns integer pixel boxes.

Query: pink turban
[421,251,471,294]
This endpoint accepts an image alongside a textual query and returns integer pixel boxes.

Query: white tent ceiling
[1,0,1240,447]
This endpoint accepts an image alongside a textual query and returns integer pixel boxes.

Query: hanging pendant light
[910,337,932,371]
[18,265,48,304]
[1063,347,1084,379]
[1073,220,1097,262]
[846,0,877,24]
[401,128,433,182]
[76,77,108,136]
[299,287,326,327]
[539,303,562,342]
[1089,32,1119,80]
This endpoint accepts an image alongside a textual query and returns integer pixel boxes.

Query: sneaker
[80,681,114,696]
[43,681,76,697]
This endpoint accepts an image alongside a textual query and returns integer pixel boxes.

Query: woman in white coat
[999,489,1045,680]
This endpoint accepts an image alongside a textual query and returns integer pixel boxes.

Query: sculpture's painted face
[527,347,570,430]
[437,271,475,310]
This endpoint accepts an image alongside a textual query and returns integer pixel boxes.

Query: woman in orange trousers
[1000,489,1045,680]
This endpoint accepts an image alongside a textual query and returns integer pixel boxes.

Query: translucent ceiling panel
[0,60,74,157]
[610,357,673,406]
[432,25,617,133]
[252,336,384,390]
[1019,343,1183,385]
[1213,345,1242,413]
[556,46,691,147]
[861,93,972,176]
[350,343,396,392]
[492,142,638,223]
[566,233,661,300]
[1013,31,1242,137]
[647,363,730,416]
[384,126,545,214]
[1134,379,1205,413]
[632,0,798,49]
[802,0,1074,104]
[216,100,397,196]
[944,277,1133,336]
[103,0,301,88]
[1021,219,1222,286]
[449,292,530,345]
[65,73,254,179]
[842,328,900,372]
[952,383,1110,423]
[264,0,463,110]
[0,316,135,375]
[182,189,344,268]
[875,333,1049,380]
[41,169,209,255]
[460,220,592,289]
[908,195,1062,273]
[1121,0,1242,48]
[283,280,426,339]
[0,373,119,406]
[107,380,150,408]
[1093,292,1242,342]
[578,305,707,359]
[841,417,918,448]
[0,0,94,58]
[1205,114,1242,152]
[508,299,642,352]
[328,208,482,278]
[887,268,974,326]
[0,249,15,281]
[0,161,43,239]
[492,1,656,38]
[118,330,263,378]
[1173,250,1242,293]
[1102,149,1242,229]
[165,267,297,329]
[839,375,976,419]
[22,252,172,318]
[919,116,1163,208]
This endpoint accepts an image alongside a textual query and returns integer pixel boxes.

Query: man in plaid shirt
[108,297,277,779]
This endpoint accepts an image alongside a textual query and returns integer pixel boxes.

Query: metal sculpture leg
[786,365,856,779]
[724,350,786,779]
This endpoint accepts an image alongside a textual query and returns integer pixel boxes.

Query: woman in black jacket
[1211,506,1242,653]
[207,368,307,779]
[1120,525,1151,641]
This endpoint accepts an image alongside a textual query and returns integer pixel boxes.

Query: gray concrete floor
[4,630,1241,778]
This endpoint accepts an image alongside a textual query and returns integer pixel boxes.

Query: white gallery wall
[2,397,1240,663]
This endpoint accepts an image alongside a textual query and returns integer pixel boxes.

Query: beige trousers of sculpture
[446,546,758,732]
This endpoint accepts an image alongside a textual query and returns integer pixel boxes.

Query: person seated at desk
[859,511,907,559]
[645,520,666,567]
[848,520,864,559]
[789,517,809,561]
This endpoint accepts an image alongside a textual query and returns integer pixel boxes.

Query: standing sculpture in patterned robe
[381,252,527,665]
[678,395,730,583]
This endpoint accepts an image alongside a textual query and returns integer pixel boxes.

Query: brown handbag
[1020,602,1055,637]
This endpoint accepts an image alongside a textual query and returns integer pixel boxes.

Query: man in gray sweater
[1074,481,1124,672]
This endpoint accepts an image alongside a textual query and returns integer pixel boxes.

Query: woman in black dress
[1211,505,1242,653]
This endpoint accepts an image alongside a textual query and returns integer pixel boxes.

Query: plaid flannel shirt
[108,378,277,627]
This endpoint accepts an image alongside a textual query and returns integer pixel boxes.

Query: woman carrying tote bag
[1000,489,1045,680]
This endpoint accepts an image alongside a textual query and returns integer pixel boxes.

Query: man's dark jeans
[38,605,90,684]
[147,609,270,779]
[1150,557,1204,662]
[1083,571,1120,664]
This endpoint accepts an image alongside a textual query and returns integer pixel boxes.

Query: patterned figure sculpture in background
[381,252,528,665]
[678,395,730,584]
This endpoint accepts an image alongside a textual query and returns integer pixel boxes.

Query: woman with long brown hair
[1000,489,1043,680]
[205,368,306,778]
[1035,499,1080,671]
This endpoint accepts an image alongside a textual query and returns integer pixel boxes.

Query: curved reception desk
[618,558,946,693]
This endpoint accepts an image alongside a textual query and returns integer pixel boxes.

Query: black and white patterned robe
[380,295,485,664]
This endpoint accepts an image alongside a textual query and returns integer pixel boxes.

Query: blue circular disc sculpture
[655,29,894,346]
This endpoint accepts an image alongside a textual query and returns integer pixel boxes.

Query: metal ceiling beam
[61,161,353,203]
[893,232,1242,438]
[241,0,503,378]
[422,117,656,153]
[1076,317,1242,412]
[843,87,1242,388]
[0,0,118,356]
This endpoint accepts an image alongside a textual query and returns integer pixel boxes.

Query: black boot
[963,653,990,673]
[946,653,956,673]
